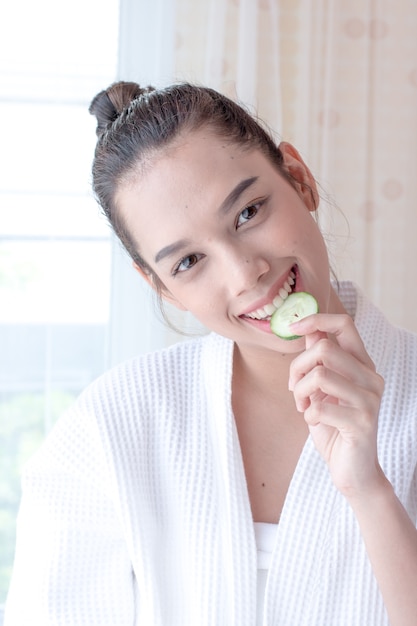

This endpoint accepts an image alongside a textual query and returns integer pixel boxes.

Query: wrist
[344,469,395,512]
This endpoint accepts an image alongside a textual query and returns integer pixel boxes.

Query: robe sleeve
[4,402,137,625]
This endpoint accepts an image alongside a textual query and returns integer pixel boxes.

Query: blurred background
[1,0,417,617]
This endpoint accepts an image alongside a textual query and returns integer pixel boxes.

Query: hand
[288,313,385,500]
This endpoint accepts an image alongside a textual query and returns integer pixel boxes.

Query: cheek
[184,288,225,325]
[193,295,220,316]
[297,219,325,251]
[289,239,299,253]
[166,282,219,316]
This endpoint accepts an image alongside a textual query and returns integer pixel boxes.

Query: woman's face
[117,128,336,354]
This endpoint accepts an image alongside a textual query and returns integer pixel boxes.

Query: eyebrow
[154,238,191,264]
[154,176,259,264]
[218,176,259,215]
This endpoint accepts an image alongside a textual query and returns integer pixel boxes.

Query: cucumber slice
[270,292,318,340]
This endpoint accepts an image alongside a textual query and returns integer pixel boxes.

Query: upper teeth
[245,270,296,320]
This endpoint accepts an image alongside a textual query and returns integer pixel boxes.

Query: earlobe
[278,142,319,212]
[132,262,188,312]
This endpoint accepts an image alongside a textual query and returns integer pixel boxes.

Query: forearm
[348,476,417,626]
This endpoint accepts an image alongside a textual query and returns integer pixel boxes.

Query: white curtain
[282,0,417,334]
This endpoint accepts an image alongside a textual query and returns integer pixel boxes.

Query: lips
[242,265,297,321]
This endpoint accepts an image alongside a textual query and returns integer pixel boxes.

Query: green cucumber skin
[271,324,303,341]
[271,329,303,341]
[270,292,318,340]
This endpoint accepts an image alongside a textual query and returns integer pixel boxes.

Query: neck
[233,341,298,400]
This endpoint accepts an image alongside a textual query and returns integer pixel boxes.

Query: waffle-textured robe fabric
[5,282,417,625]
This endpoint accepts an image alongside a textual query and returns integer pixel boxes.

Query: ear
[132,262,188,311]
[278,142,319,212]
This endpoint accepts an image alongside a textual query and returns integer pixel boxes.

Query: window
[0,0,119,609]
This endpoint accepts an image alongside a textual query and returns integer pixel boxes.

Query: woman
[5,82,417,625]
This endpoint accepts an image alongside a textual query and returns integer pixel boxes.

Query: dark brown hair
[89,81,292,288]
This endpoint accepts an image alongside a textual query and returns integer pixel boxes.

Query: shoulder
[82,331,232,409]
[341,282,417,485]
[354,285,417,386]
[23,332,233,488]
[337,281,417,385]
[338,280,417,423]
[48,332,232,438]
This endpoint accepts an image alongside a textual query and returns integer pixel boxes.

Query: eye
[172,253,204,275]
[236,201,262,228]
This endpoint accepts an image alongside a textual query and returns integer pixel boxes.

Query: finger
[294,387,330,413]
[289,313,375,369]
[304,399,377,439]
[289,335,382,393]
[292,365,382,414]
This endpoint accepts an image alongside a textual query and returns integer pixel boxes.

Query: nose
[221,244,270,296]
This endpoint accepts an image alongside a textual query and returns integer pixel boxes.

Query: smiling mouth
[243,266,297,321]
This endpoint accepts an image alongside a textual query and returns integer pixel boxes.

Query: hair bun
[89,81,155,137]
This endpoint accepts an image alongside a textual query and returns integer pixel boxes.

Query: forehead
[115,129,274,261]
[118,129,264,212]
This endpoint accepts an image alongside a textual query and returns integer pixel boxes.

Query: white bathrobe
[5,282,417,625]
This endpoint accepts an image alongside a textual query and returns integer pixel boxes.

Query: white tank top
[254,522,278,626]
